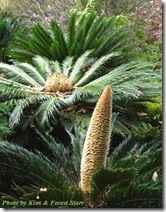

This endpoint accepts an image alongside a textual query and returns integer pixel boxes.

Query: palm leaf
[0,77,32,90]
[82,17,115,51]
[34,97,65,128]
[62,56,74,77]
[69,50,93,83]
[51,20,68,61]
[0,63,40,87]
[105,180,162,207]
[90,167,137,205]
[9,13,131,63]
[30,24,53,58]
[75,52,120,86]
[32,56,53,77]
[9,94,50,128]
[82,62,161,100]
[109,134,135,165]
[0,140,69,189]
[17,63,45,85]
[36,132,78,186]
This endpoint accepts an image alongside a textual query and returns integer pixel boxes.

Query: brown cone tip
[102,85,112,96]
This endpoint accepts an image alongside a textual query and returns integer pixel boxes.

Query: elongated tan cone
[80,85,112,195]
[45,71,74,92]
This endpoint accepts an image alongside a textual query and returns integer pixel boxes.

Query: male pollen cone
[80,85,112,194]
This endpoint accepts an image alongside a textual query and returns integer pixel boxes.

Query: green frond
[0,11,23,63]
[105,180,162,207]
[109,135,135,165]
[30,24,53,59]
[132,122,161,143]
[65,88,100,106]
[9,94,50,128]
[9,12,132,63]
[90,148,162,207]
[0,63,40,87]
[75,13,97,50]
[75,52,120,86]
[34,97,64,128]
[67,13,77,51]
[0,77,32,90]
[9,45,34,62]
[112,118,131,137]
[51,20,68,61]
[32,56,53,78]
[32,24,53,48]
[111,149,162,177]
[50,40,61,61]
[136,149,162,178]
[0,83,41,105]
[69,50,93,83]
[60,112,90,176]
[36,132,78,186]
[31,41,52,60]
[17,63,46,85]
[83,61,161,100]
[83,17,115,52]
[0,140,69,189]
[90,167,137,205]
[62,56,74,77]
[52,60,62,73]
[96,29,128,57]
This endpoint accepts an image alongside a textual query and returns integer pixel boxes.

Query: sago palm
[0,52,161,135]
[0,11,23,63]
[0,138,162,208]
[9,12,133,63]
[0,86,162,208]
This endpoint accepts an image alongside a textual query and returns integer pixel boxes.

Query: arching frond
[36,132,78,186]
[66,12,77,51]
[82,16,115,52]
[62,56,74,77]
[105,180,162,208]
[51,20,68,61]
[9,94,50,128]
[75,52,120,86]
[109,135,135,165]
[31,24,53,59]
[90,167,137,206]
[0,63,41,87]
[0,140,68,189]
[52,60,62,73]
[0,83,40,103]
[32,56,53,78]
[17,63,46,85]
[0,77,32,90]
[82,62,161,100]
[34,97,65,128]
[90,148,162,207]
[69,50,93,82]
[9,13,131,63]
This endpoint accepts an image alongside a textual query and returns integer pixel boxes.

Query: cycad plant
[9,12,133,63]
[0,52,161,137]
[0,86,162,208]
[0,11,23,63]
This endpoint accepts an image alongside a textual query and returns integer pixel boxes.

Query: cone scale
[80,85,113,194]
[45,71,74,92]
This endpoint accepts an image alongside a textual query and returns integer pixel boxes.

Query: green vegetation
[0,1,162,208]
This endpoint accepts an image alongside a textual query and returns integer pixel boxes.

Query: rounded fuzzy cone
[80,85,112,195]
[45,71,74,92]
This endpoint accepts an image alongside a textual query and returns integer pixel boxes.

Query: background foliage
[0,0,162,208]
